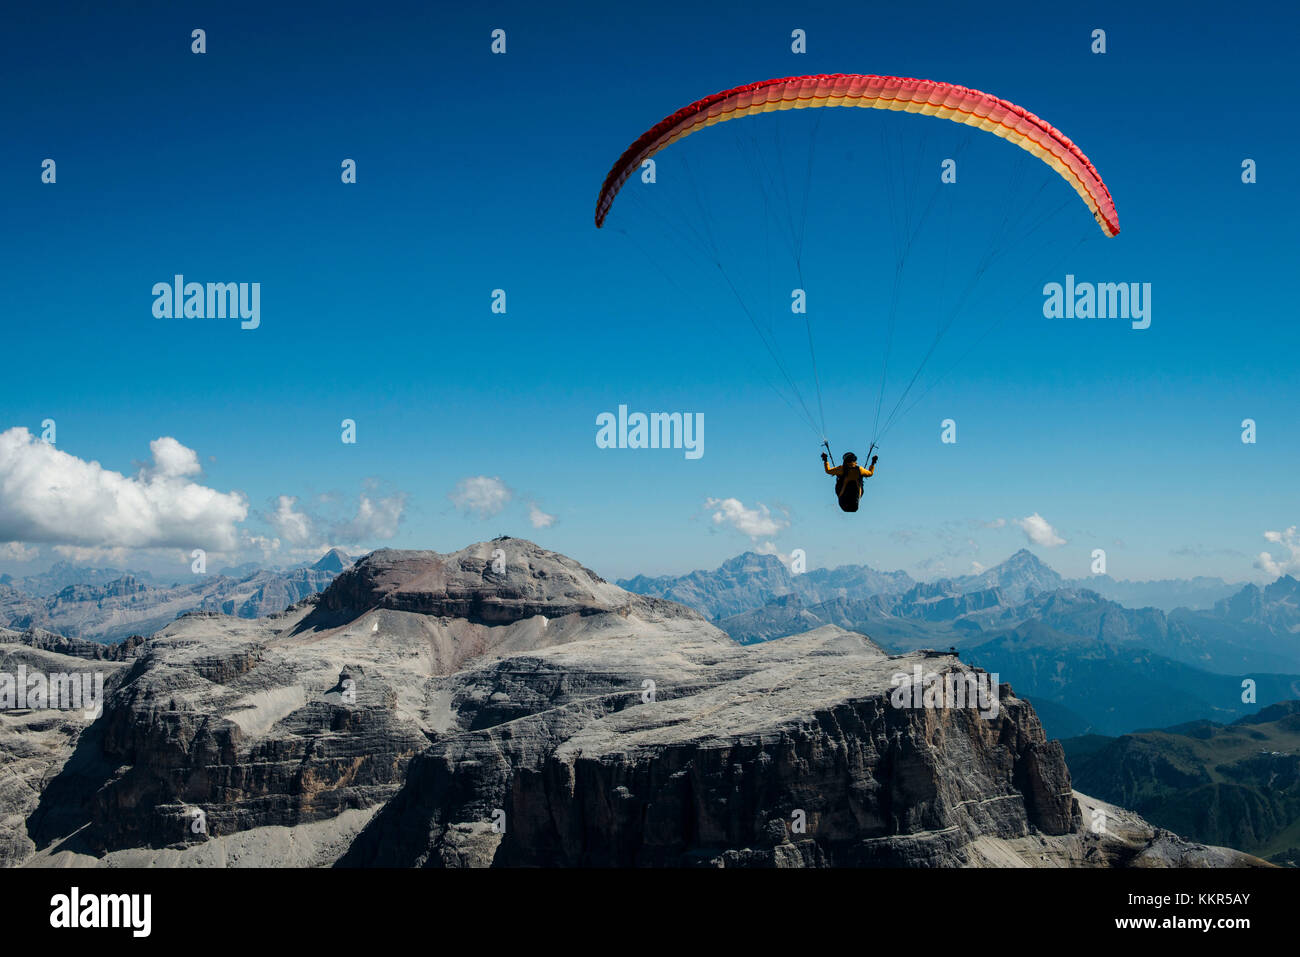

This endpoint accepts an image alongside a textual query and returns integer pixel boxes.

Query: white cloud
[970,560,986,574]
[51,544,132,564]
[335,493,406,541]
[1257,552,1285,578]
[450,476,511,519]
[269,495,313,545]
[754,541,803,568]
[528,503,556,529]
[243,534,283,558]
[0,428,247,550]
[264,486,406,555]
[239,534,335,567]
[141,436,201,480]
[704,497,789,539]
[0,541,39,562]
[1014,512,1066,548]
[1256,525,1300,578]
[981,518,1006,529]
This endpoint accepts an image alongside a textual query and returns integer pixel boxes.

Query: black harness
[835,460,863,511]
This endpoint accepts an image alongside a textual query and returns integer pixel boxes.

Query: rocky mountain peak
[312,539,677,628]
[1212,574,1300,629]
[311,547,353,574]
[720,550,791,575]
[961,548,1064,602]
[999,548,1060,578]
[1263,573,1299,600]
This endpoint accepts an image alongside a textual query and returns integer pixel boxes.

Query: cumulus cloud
[243,534,283,559]
[0,428,247,551]
[1256,553,1285,578]
[334,493,406,541]
[141,436,201,480]
[1256,526,1300,578]
[1013,512,1066,548]
[704,497,789,539]
[528,503,556,529]
[450,476,512,519]
[0,541,38,562]
[260,486,407,557]
[269,495,314,545]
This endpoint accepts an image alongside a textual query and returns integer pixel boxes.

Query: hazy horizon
[0,538,1263,589]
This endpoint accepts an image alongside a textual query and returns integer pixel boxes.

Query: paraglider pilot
[822,451,877,513]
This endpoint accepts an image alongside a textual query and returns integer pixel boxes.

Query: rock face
[341,627,1080,867]
[313,545,668,626]
[0,636,132,866]
[0,626,143,661]
[0,539,1268,868]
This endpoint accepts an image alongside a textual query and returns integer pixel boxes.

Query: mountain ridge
[0,549,355,642]
[1063,704,1300,862]
[0,537,1262,868]
[621,547,1244,617]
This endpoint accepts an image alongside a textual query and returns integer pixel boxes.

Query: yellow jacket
[824,461,874,478]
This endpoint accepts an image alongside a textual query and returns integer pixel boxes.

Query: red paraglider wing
[594,74,1119,237]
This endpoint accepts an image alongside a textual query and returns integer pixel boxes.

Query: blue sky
[1,0,1296,584]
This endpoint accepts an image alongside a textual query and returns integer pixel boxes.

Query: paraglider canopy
[595,73,1119,237]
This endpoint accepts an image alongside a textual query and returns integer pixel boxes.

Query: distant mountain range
[0,548,353,642]
[621,548,1241,616]
[620,549,1300,738]
[960,621,1300,737]
[619,552,915,620]
[0,561,163,596]
[1063,702,1300,864]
